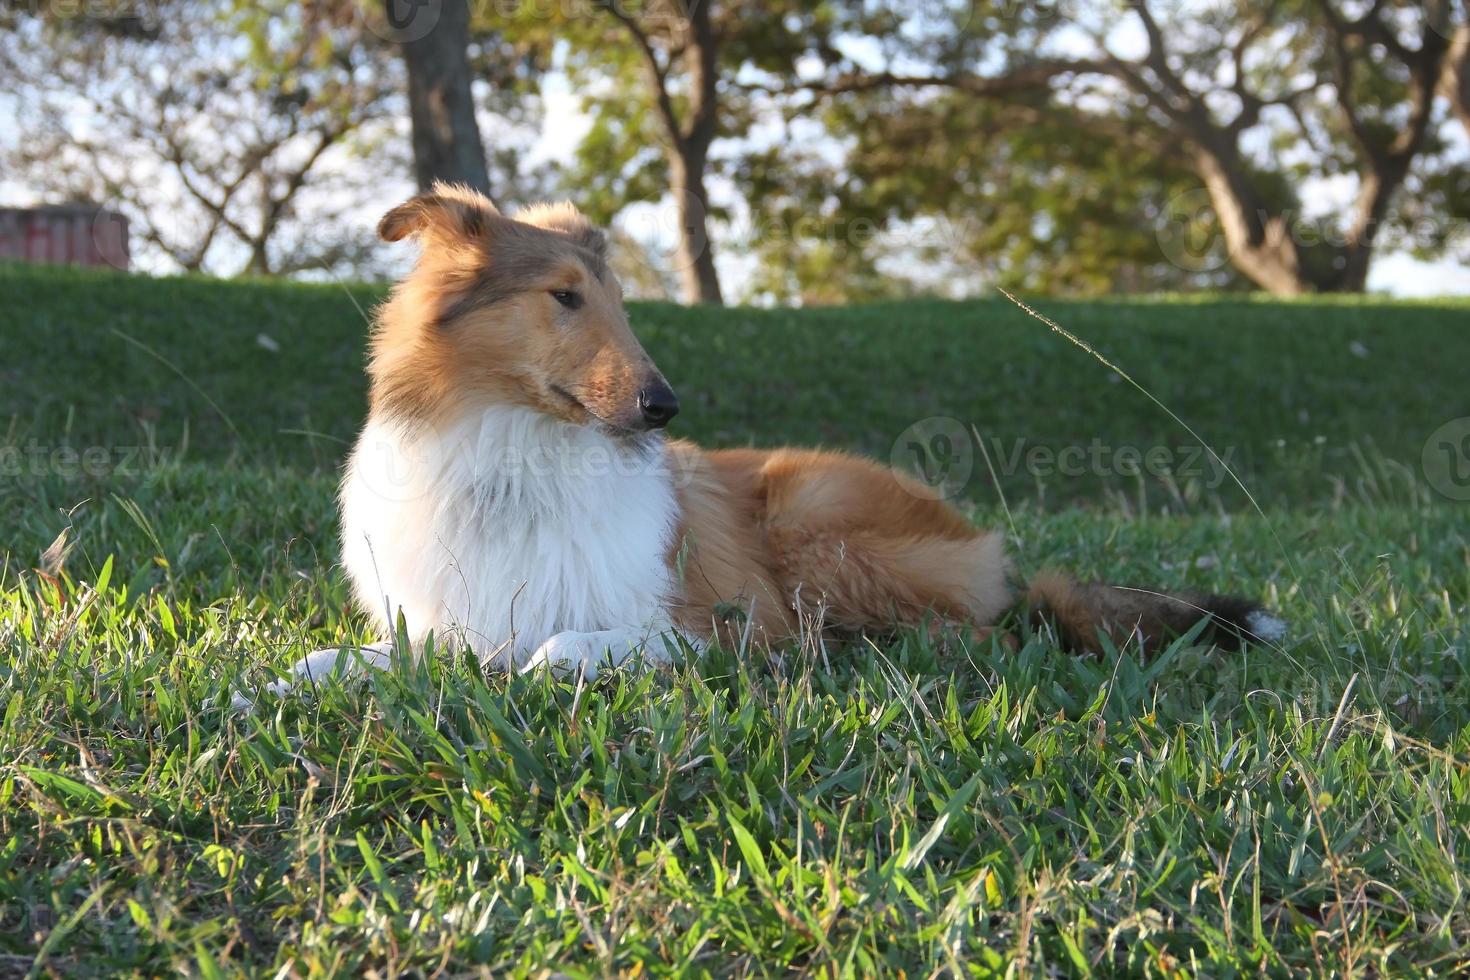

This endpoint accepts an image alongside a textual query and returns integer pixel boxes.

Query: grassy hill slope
[1,263,1467,975]
[5,262,1468,504]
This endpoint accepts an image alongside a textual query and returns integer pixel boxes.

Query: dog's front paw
[226,643,395,711]
[521,630,606,679]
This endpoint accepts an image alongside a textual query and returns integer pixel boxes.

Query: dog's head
[370,183,677,435]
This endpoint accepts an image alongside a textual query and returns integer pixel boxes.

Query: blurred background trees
[2,0,1467,300]
[1,0,401,276]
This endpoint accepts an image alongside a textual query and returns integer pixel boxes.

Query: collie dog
[247,184,1284,701]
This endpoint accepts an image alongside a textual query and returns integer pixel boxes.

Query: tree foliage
[0,0,551,277]
[4,0,1468,298]
[766,0,1470,297]
[0,0,401,275]
[491,0,854,303]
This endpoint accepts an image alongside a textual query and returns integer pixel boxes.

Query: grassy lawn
[1,261,1468,975]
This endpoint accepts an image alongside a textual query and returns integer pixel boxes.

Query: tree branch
[1318,0,1449,167]
[1133,0,1193,107]
[255,123,351,256]
[605,4,684,149]
[1227,0,1290,132]
[1317,0,1379,158]
[741,59,1107,100]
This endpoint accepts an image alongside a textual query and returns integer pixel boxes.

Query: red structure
[0,205,130,270]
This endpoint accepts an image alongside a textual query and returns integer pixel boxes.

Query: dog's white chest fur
[339,406,679,666]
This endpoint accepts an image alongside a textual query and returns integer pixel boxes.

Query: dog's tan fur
[368,184,1275,655]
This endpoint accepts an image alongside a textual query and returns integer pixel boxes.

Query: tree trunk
[394,0,491,194]
[671,0,724,304]
[606,0,726,304]
[1192,140,1396,295]
[245,241,271,276]
[1192,146,1313,295]
[669,150,724,305]
[1441,26,1470,138]
[1115,1,1453,296]
[1335,164,1409,292]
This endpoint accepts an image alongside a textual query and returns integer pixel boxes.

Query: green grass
[1,261,1468,975]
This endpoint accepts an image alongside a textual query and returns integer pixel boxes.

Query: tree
[319,0,553,201]
[0,0,401,276]
[1442,22,1470,135]
[503,0,846,305]
[378,0,492,192]
[779,0,1470,295]
[736,91,1240,300]
[601,0,725,304]
[0,0,554,277]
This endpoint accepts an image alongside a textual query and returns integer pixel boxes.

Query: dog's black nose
[637,383,680,429]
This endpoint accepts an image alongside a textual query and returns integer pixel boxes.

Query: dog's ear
[378,182,500,244]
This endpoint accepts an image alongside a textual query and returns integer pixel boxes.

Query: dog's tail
[1025,570,1286,653]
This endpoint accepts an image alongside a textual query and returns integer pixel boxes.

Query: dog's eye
[550,289,583,310]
